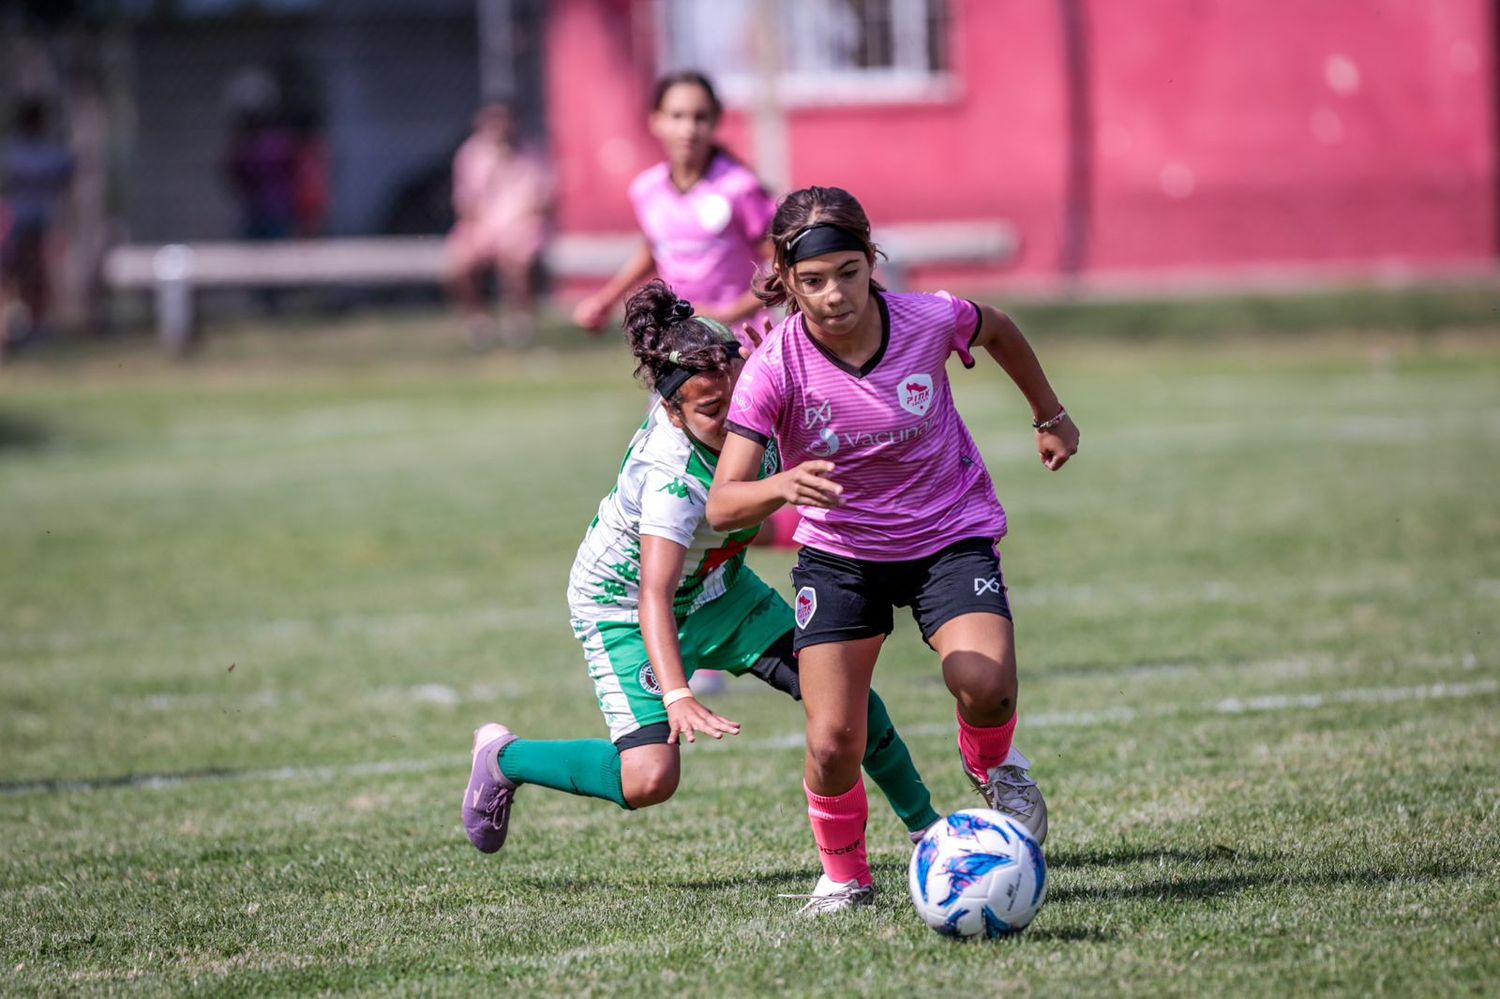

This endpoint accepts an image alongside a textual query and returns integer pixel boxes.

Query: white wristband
[662,688,695,708]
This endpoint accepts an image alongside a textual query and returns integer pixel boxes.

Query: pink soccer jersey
[725,291,1007,561]
[628,153,776,312]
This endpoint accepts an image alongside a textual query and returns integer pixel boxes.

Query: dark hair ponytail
[650,70,723,117]
[649,69,741,169]
[623,280,738,402]
[755,186,885,315]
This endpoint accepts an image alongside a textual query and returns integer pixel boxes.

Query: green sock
[497,738,630,809]
[863,690,941,833]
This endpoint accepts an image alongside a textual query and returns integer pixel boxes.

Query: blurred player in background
[447,103,552,348]
[463,281,941,887]
[573,70,799,552]
[572,71,773,335]
[707,186,1079,913]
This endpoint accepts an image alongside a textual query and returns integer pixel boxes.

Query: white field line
[751,679,1499,750]
[107,649,1485,713]
[9,574,1494,657]
[0,604,563,655]
[3,678,1493,798]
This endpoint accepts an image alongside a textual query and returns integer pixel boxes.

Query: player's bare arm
[973,304,1080,470]
[706,436,842,532]
[638,534,741,744]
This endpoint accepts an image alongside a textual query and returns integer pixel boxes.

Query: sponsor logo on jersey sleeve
[898,372,935,416]
[658,478,692,499]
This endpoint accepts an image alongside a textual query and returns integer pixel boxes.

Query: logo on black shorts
[974,577,1001,595]
[795,586,818,629]
[638,663,664,695]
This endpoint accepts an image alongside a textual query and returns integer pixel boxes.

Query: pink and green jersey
[725,291,1007,561]
[628,152,776,313]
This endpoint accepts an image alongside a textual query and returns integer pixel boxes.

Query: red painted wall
[545,0,1495,285]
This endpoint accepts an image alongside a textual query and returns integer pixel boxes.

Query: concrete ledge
[101,221,1018,350]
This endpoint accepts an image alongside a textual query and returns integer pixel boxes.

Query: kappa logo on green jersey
[658,478,692,500]
[592,578,628,606]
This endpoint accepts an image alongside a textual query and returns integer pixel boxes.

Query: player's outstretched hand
[666,697,741,744]
[778,461,843,508]
[572,295,610,334]
[1038,414,1080,470]
[737,316,775,359]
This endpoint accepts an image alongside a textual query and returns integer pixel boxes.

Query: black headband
[784,222,867,265]
[655,310,736,402]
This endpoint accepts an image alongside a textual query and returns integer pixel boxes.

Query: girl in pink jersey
[573,71,800,551]
[572,71,775,333]
[706,186,1080,913]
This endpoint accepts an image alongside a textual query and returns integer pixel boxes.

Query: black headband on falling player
[654,306,738,402]
[784,222,867,265]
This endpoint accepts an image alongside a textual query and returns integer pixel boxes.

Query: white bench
[103,222,1017,351]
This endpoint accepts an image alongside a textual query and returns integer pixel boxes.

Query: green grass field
[2,301,1497,995]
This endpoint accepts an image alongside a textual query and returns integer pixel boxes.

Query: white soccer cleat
[965,746,1048,845]
[780,874,876,916]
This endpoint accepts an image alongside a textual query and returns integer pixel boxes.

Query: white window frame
[654,0,958,108]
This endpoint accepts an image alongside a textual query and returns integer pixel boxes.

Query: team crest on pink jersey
[794,586,818,629]
[898,373,934,416]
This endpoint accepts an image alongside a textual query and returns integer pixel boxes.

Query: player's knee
[956,681,1016,727]
[625,764,679,808]
[806,725,864,777]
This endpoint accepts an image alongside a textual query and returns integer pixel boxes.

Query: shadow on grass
[0,410,52,452]
[504,861,912,895]
[0,767,241,796]
[1049,842,1262,867]
[1046,841,1481,907]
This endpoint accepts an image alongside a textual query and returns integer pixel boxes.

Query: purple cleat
[462,722,519,853]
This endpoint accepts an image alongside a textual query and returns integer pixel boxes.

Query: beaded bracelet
[1033,408,1069,432]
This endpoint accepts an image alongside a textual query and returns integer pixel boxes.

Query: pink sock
[805,779,871,887]
[957,708,1017,780]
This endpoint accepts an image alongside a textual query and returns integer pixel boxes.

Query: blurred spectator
[0,97,76,353]
[292,125,330,238]
[223,108,299,242]
[446,103,551,348]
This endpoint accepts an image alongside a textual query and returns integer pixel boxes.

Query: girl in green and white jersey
[462,282,939,904]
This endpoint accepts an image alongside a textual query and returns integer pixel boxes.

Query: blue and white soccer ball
[908,808,1047,939]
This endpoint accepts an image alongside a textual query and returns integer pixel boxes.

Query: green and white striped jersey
[568,407,779,623]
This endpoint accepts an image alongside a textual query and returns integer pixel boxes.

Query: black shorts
[789,537,1011,653]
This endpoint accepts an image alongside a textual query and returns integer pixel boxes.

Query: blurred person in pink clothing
[447,103,551,348]
[572,71,776,336]
[573,71,798,549]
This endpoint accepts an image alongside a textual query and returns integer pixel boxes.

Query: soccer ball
[908,808,1047,939]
